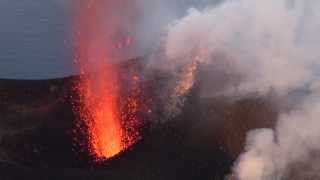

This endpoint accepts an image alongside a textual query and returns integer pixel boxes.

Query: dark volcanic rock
[0,59,278,179]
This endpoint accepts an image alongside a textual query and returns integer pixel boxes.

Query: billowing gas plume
[161,0,320,179]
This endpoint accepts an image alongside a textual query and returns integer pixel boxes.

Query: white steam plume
[162,0,320,179]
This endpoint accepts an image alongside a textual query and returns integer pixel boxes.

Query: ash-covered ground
[0,58,278,180]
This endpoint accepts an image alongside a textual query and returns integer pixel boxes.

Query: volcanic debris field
[0,58,278,180]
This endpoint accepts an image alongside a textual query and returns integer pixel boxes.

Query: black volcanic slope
[0,59,278,180]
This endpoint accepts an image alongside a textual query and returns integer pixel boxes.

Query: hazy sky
[0,0,221,80]
[0,0,73,79]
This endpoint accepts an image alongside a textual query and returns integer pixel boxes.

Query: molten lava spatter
[73,0,140,160]
[80,65,123,159]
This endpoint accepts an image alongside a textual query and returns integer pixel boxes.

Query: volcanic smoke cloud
[162,0,320,179]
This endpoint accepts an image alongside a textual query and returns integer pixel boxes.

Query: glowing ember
[164,48,208,118]
[174,48,208,97]
[175,61,198,96]
[73,0,140,160]
[79,65,123,159]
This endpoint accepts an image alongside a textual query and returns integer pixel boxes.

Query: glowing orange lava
[79,65,123,159]
[73,0,139,160]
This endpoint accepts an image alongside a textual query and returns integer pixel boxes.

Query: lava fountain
[73,0,140,160]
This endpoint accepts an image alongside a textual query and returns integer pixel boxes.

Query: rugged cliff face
[0,58,278,179]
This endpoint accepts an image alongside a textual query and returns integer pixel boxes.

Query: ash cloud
[156,0,320,179]
[165,0,317,97]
